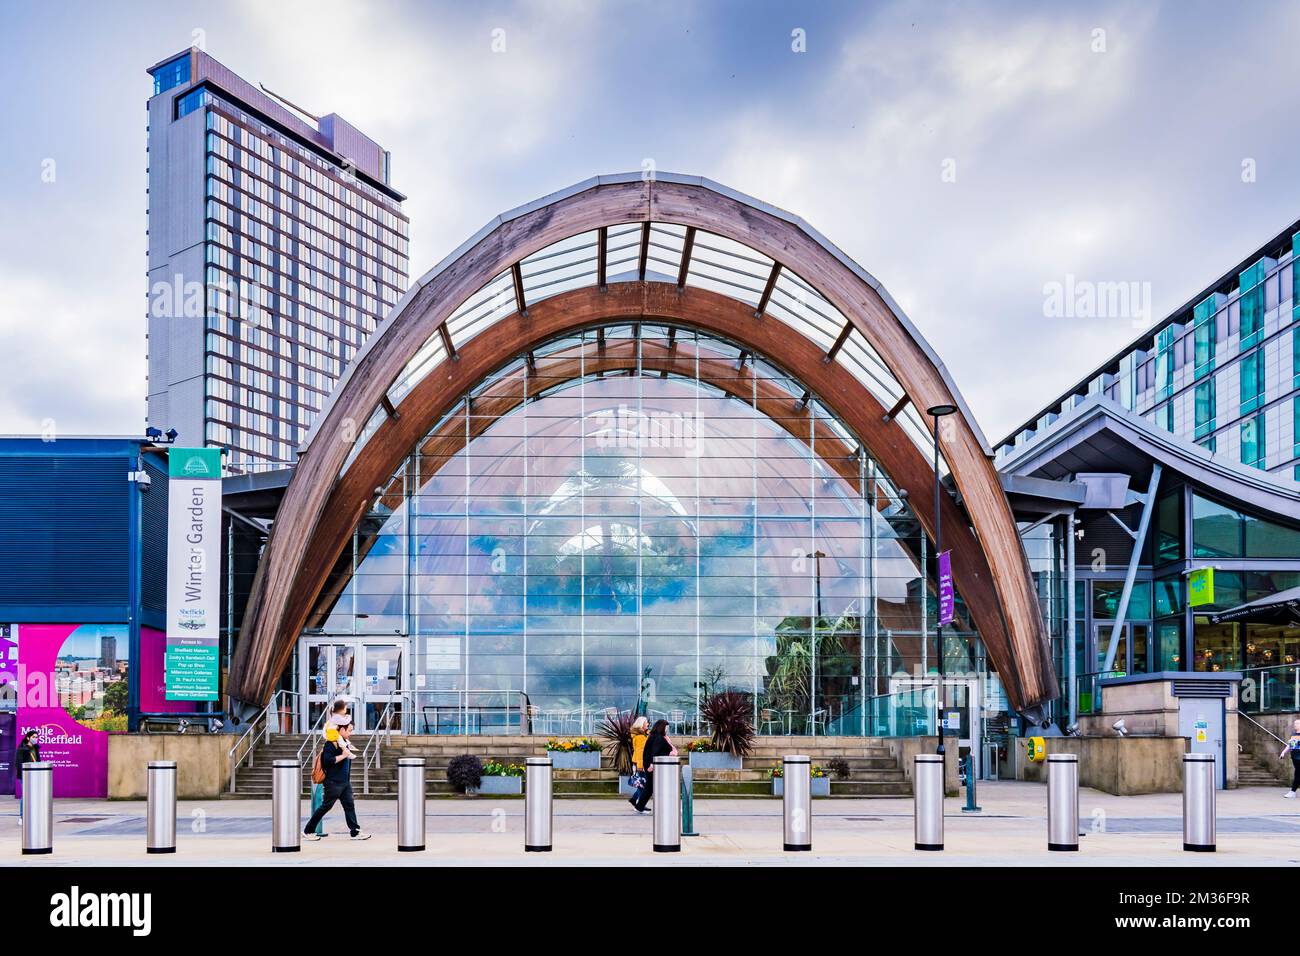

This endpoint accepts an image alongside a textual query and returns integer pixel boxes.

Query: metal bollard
[1046,753,1078,851]
[21,762,53,856]
[782,755,812,851]
[1182,753,1216,852]
[651,755,681,853]
[914,753,944,851]
[271,759,301,853]
[524,756,553,852]
[397,757,426,852]
[146,760,178,854]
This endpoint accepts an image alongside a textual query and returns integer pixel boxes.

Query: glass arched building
[231,174,1057,737]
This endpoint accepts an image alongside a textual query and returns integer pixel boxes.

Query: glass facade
[199,100,409,467]
[309,326,978,734]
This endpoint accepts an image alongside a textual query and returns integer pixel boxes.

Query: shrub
[447,754,483,793]
[827,757,851,780]
[597,711,636,775]
[701,691,755,758]
[481,761,524,777]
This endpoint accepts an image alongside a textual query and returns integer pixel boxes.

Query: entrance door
[300,640,408,733]
[1178,698,1226,789]
[361,644,404,733]
[302,642,358,733]
[888,676,982,777]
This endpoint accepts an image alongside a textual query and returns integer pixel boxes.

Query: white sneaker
[1285,790,1297,799]
[350,831,372,841]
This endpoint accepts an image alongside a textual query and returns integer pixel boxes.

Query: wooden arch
[231,176,1057,713]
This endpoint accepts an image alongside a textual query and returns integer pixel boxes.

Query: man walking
[303,716,370,841]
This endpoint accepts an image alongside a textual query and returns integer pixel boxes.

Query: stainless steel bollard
[782,755,812,851]
[146,760,178,854]
[1046,753,1079,851]
[524,756,553,852]
[21,762,53,856]
[271,759,301,853]
[397,757,426,852]
[914,753,944,851]
[1182,753,1216,852]
[651,755,681,852]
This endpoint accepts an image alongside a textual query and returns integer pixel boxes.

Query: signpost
[165,448,222,702]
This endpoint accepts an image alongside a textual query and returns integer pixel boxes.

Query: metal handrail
[227,690,299,792]
[360,692,412,794]
[296,705,333,769]
[1239,710,1289,748]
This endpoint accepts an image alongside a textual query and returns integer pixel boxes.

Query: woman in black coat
[632,719,676,812]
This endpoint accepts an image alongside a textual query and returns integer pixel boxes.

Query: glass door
[362,643,405,733]
[302,641,358,732]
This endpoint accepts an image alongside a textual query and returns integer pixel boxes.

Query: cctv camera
[1112,718,1127,737]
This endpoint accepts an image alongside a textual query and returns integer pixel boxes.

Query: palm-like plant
[597,710,636,775]
[701,691,755,758]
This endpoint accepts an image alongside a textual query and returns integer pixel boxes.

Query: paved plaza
[3,782,1298,867]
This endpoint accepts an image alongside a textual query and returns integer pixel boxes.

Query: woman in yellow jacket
[628,716,650,809]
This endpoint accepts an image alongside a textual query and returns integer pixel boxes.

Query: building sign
[165,448,222,701]
[937,550,955,626]
[1188,567,1215,608]
[12,624,130,798]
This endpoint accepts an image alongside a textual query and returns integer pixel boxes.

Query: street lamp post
[811,550,825,736]
[927,404,957,784]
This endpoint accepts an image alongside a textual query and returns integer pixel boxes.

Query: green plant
[481,761,524,777]
[545,737,600,752]
[701,691,755,758]
[447,754,483,792]
[769,764,825,779]
[827,757,850,780]
[684,738,715,753]
[597,711,636,775]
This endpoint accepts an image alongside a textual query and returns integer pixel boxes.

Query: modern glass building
[145,49,410,469]
[998,220,1300,724]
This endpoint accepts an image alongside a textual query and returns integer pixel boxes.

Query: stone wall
[1014,736,1187,794]
[108,734,235,799]
[1238,712,1298,786]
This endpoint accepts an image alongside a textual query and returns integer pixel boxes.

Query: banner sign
[165,448,222,701]
[937,550,955,626]
[1188,567,1215,608]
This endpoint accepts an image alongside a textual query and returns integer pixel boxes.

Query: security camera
[1112,718,1128,737]
[1066,722,1080,737]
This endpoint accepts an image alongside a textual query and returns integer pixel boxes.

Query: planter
[772,776,831,796]
[688,751,742,770]
[546,751,601,770]
[474,776,523,795]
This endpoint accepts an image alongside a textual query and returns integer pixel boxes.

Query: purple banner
[937,550,955,627]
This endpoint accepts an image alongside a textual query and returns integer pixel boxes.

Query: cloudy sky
[2,0,1300,444]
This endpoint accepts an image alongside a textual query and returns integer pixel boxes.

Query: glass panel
[313,326,966,734]
[1192,495,1242,558]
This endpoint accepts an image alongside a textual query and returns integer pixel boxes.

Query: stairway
[1238,749,1284,787]
[227,734,912,799]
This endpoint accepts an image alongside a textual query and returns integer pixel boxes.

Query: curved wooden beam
[232,278,1055,711]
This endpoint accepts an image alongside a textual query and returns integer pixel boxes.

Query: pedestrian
[15,730,38,821]
[311,699,356,835]
[302,715,370,840]
[627,716,649,810]
[1280,717,1300,799]
[632,719,677,813]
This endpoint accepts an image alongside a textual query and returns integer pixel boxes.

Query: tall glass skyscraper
[145,48,409,468]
